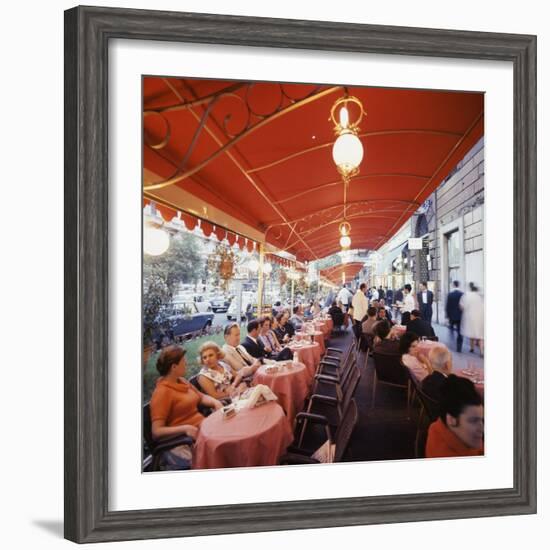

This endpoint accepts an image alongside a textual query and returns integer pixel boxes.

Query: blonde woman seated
[399,332,432,382]
[197,341,248,400]
[150,345,223,442]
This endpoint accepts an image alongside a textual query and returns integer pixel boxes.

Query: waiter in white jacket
[351,283,369,340]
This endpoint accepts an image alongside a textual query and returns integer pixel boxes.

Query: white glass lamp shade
[144,226,170,256]
[262,263,272,275]
[248,259,259,272]
[332,133,364,172]
[340,235,352,249]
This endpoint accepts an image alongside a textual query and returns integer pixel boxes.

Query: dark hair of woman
[156,345,186,376]
[399,331,419,355]
[276,311,285,323]
[469,282,478,292]
[374,319,391,339]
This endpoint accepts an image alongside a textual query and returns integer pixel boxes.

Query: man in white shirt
[351,283,369,340]
[400,283,416,325]
[221,323,261,373]
[337,286,352,311]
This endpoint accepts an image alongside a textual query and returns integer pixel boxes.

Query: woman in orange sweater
[425,375,484,458]
[150,345,223,441]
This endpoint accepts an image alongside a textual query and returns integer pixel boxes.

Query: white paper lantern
[248,259,259,272]
[262,263,272,275]
[340,235,352,249]
[332,132,364,172]
[144,226,170,256]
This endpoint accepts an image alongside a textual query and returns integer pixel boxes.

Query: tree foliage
[143,232,204,344]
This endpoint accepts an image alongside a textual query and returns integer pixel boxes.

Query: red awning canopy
[320,262,364,285]
[143,78,483,261]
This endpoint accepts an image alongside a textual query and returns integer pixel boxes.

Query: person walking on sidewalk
[460,282,484,357]
[446,280,464,352]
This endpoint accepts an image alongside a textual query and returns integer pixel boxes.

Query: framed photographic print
[64,5,536,543]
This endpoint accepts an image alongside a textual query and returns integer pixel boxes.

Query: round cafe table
[253,362,310,425]
[295,330,325,354]
[288,341,321,380]
[192,401,293,470]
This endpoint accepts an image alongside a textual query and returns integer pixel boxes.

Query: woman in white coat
[460,282,484,356]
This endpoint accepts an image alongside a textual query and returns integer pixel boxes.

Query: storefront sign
[408,237,423,250]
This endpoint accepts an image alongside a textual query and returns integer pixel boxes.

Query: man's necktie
[236,346,252,366]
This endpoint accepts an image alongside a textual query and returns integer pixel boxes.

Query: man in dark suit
[421,345,452,403]
[445,280,464,352]
[242,319,290,361]
[417,281,434,323]
[406,310,436,339]
[386,288,394,307]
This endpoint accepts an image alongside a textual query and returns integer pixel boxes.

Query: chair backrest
[334,399,358,461]
[188,374,204,392]
[341,364,360,415]
[330,308,345,326]
[143,402,155,451]
[372,352,410,386]
[416,387,441,422]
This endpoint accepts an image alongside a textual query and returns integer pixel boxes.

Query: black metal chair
[299,362,360,445]
[280,400,359,465]
[372,351,412,418]
[414,386,441,457]
[142,402,195,471]
[189,374,231,408]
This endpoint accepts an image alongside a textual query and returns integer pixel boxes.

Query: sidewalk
[432,322,484,372]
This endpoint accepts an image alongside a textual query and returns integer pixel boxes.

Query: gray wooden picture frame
[64,5,537,543]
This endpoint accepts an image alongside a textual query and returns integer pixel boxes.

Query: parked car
[155,302,214,343]
[226,298,272,321]
[209,295,230,313]
[192,295,213,313]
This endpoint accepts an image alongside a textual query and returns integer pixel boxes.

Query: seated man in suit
[377,306,394,326]
[406,309,436,339]
[425,375,484,458]
[378,298,392,321]
[221,322,262,374]
[372,320,400,356]
[421,345,453,402]
[242,319,290,362]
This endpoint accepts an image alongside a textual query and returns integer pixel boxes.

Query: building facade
[367,137,484,324]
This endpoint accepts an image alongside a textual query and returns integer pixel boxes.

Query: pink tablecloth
[415,341,485,397]
[253,362,310,425]
[193,402,293,470]
[390,324,406,338]
[456,369,485,398]
[295,331,325,354]
[314,318,333,339]
[288,342,321,380]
